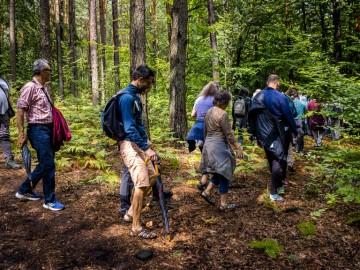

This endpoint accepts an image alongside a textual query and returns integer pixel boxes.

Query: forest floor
[0,136,359,270]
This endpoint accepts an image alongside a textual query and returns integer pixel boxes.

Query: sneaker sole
[15,192,41,201]
[5,164,21,169]
[43,204,64,211]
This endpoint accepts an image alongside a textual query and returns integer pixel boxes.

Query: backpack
[100,90,129,141]
[233,97,246,116]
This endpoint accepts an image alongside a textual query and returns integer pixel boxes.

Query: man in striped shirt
[15,59,64,211]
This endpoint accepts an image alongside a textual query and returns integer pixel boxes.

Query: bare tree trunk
[166,2,172,45]
[69,0,78,96]
[301,1,307,32]
[112,0,120,90]
[130,0,150,138]
[40,0,52,61]
[55,0,64,100]
[99,0,106,103]
[169,0,188,140]
[333,0,342,65]
[89,0,99,105]
[319,2,327,52]
[207,0,219,82]
[40,0,52,95]
[9,0,16,83]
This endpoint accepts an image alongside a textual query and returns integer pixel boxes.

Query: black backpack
[100,90,130,141]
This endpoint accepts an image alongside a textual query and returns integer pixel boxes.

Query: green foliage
[90,170,119,185]
[297,221,316,237]
[310,208,327,220]
[346,211,360,226]
[249,238,284,259]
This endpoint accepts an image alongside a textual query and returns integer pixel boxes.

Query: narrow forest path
[0,136,359,269]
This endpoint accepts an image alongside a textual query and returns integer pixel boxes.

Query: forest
[0,0,359,269]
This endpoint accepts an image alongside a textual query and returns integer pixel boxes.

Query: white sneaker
[269,194,284,201]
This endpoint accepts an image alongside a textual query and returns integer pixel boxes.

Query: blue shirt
[263,87,298,135]
[193,96,214,120]
[118,84,149,151]
[294,98,307,120]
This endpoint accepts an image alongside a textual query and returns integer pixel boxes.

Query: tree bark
[207,0,219,82]
[130,0,150,138]
[69,0,78,96]
[40,0,52,62]
[9,0,16,83]
[112,0,120,90]
[333,0,342,65]
[301,1,307,32]
[169,0,188,140]
[55,0,64,100]
[319,2,327,53]
[89,0,99,105]
[99,0,106,103]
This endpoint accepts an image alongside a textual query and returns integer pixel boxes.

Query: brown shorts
[120,140,156,188]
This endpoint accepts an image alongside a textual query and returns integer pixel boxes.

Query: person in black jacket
[248,75,299,201]
[232,87,251,144]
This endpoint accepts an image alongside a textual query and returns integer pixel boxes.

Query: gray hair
[33,59,50,75]
[267,74,279,84]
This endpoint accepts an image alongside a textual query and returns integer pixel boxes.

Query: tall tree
[89,0,99,105]
[207,0,219,82]
[130,0,150,136]
[99,0,106,102]
[169,0,188,140]
[55,0,64,99]
[333,0,342,65]
[112,0,120,90]
[9,0,16,83]
[40,0,51,61]
[69,0,78,96]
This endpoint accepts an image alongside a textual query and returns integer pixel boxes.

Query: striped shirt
[17,78,53,124]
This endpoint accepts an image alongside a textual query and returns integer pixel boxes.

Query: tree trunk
[166,2,172,45]
[69,0,78,96]
[319,2,327,52]
[55,0,64,100]
[207,0,219,82]
[89,0,99,105]
[99,0,106,103]
[40,0,52,61]
[130,0,150,138]
[301,1,306,32]
[9,0,16,83]
[169,0,188,140]
[112,0,120,90]
[333,0,342,65]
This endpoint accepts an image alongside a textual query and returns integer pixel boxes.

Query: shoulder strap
[33,80,53,108]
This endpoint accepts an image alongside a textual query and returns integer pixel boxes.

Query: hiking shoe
[5,158,21,169]
[269,194,284,201]
[16,191,42,201]
[43,199,65,211]
[152,191,173,201]
[277,186,285,195]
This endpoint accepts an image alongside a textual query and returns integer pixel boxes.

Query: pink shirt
[17,78,53,124]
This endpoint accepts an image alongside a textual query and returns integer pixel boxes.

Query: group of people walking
[5,58,343,241]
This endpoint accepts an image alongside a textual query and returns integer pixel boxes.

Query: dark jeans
[18,125,56,203]
[210,173,229,193]
[265,148,287,195]
[119,163,161,214]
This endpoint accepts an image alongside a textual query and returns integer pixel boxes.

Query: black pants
[264,148,287,195]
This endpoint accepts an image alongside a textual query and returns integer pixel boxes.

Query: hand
[145,148,157,161]
[236,148,244,159]
[18,132,27,148]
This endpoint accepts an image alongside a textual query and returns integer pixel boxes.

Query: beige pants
[120,140,156,188]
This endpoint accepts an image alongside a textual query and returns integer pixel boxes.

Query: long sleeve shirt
[118,84,149,151]
[263,87,298,135]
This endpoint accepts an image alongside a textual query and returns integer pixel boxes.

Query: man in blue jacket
[118,65,158,239]
[249,74,298,201]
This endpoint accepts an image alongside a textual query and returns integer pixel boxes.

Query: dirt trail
[0,144,359,269]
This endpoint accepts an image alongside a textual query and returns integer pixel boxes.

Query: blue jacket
[118,84,149,151]
[263,87,298,135]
